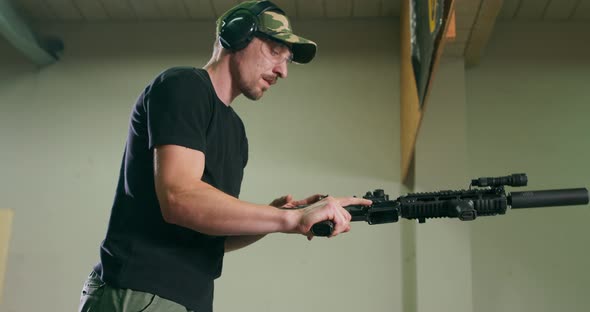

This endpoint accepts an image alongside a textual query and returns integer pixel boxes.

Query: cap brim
[288,38,317,64]
[266,32,317,64]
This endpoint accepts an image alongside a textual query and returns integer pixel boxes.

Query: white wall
[466,22,590,312]
[0,19,403,312]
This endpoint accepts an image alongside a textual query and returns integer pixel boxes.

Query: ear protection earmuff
[218,1,285,51]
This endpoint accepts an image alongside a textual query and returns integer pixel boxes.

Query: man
[78,1,371,312]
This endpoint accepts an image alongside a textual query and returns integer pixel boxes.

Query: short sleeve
[146,70,213,152]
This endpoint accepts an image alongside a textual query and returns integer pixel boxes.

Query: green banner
[411,0,444,106]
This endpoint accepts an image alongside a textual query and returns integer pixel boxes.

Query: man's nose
[273,61,288,79]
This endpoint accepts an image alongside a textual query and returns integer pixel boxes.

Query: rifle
[311,174,589,237]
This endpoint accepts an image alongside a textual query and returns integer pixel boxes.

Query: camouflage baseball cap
[216,1,317,64]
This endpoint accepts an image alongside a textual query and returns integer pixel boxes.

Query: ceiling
[6,0,590,60]
[10,0,590,21]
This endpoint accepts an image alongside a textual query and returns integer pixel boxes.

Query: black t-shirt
[94,67,248,312]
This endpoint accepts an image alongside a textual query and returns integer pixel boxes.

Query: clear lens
[259,37,293,65]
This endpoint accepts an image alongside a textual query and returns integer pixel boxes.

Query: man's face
[230,36,292,100]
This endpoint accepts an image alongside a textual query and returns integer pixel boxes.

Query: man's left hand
[269,194,325,209]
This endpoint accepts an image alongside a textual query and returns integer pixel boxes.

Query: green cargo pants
[78,271,194,312]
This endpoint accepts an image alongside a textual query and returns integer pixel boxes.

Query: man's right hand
[293,196,372,240]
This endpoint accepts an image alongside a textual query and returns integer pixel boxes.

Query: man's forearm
[225,235,266,252]
[159,181,300,236]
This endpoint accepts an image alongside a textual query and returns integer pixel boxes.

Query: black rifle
[311,173,589,237]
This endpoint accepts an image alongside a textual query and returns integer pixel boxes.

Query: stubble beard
[230,54,264,101]
[242,82,263,101]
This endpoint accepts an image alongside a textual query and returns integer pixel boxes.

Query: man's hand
[293,196,372,240]
[224,194,329,252]
[269,194,325,209]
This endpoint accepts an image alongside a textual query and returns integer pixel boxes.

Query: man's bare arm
[154,144,371,238]
[154,144,298,236]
